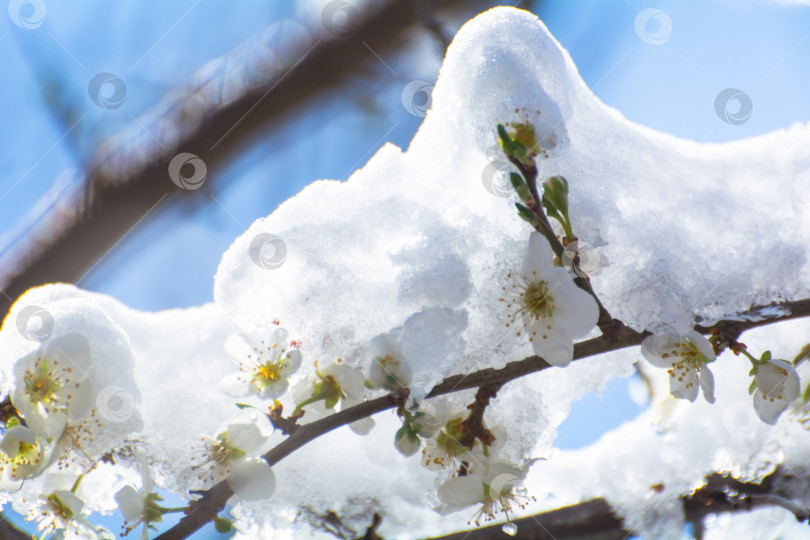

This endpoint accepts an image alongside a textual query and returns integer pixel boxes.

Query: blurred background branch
[0,0,491,318]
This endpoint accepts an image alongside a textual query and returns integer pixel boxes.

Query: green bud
[214,517,233,534]
[541,176,574,239]
[542,176,569,213]
[497,124,511,146]
[497,124,533,166]
[515,203,541,228]
[510,173,535,206]
[394,426,420,457]
[511,122,538,152]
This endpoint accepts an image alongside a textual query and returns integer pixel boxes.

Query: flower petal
[521,232,556,277]
[228,458,275,501]
[63,382,94,425]
[550,272,599,339]
[281,349,302,377]
[531,329,573,367]
[291,376,315,404]
[114,485,144,521]
[258,380,289,400]
[269,327,289,350]
[755,360,794,396]
[329,364,366,399]
[349,417,375,435]
[225,421,265,454]
[224,333,254,368]
[342,398,374,435]
[54,490,84,517]
[437,475,486,507]
[421,442,449,471]
[219,373,252,398]
[753,390,790,425]
[26,409,69,439]
[367,335,394,358]
[46,334,92,376]
[698,365,715,404]
[669,364,699,402]
[641,335,678,368]
[686,329,715,361]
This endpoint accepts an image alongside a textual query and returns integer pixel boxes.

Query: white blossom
[219,328,302,399]
[366,334,411,391]
[12,334,95,439]
[501,233,599,367]
[27,489,103,540]
[115,464,162,540]
[0,421,48,480]
[641,328,716,403]
[437,454,531,526]
[189,420,270,495]
[421,413,506,472]
[753,359,801,425]
[293,362,373,435]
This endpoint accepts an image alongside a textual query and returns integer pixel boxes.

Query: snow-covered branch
[155,296,810,540]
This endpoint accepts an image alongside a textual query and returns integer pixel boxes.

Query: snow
[1,5,810,539]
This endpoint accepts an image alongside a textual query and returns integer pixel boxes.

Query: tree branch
[0,514,31,540]
[430,468,810,539]
[155,296,810,539]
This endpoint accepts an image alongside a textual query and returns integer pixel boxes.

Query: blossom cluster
[0,331,124,539]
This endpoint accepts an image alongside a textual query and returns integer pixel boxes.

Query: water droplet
[502,522,518,536]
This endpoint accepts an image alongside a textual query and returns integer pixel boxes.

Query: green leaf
[748,379,757,395]
[803,383,810,403]
[760,350,772,363]
[6,417,20,429]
